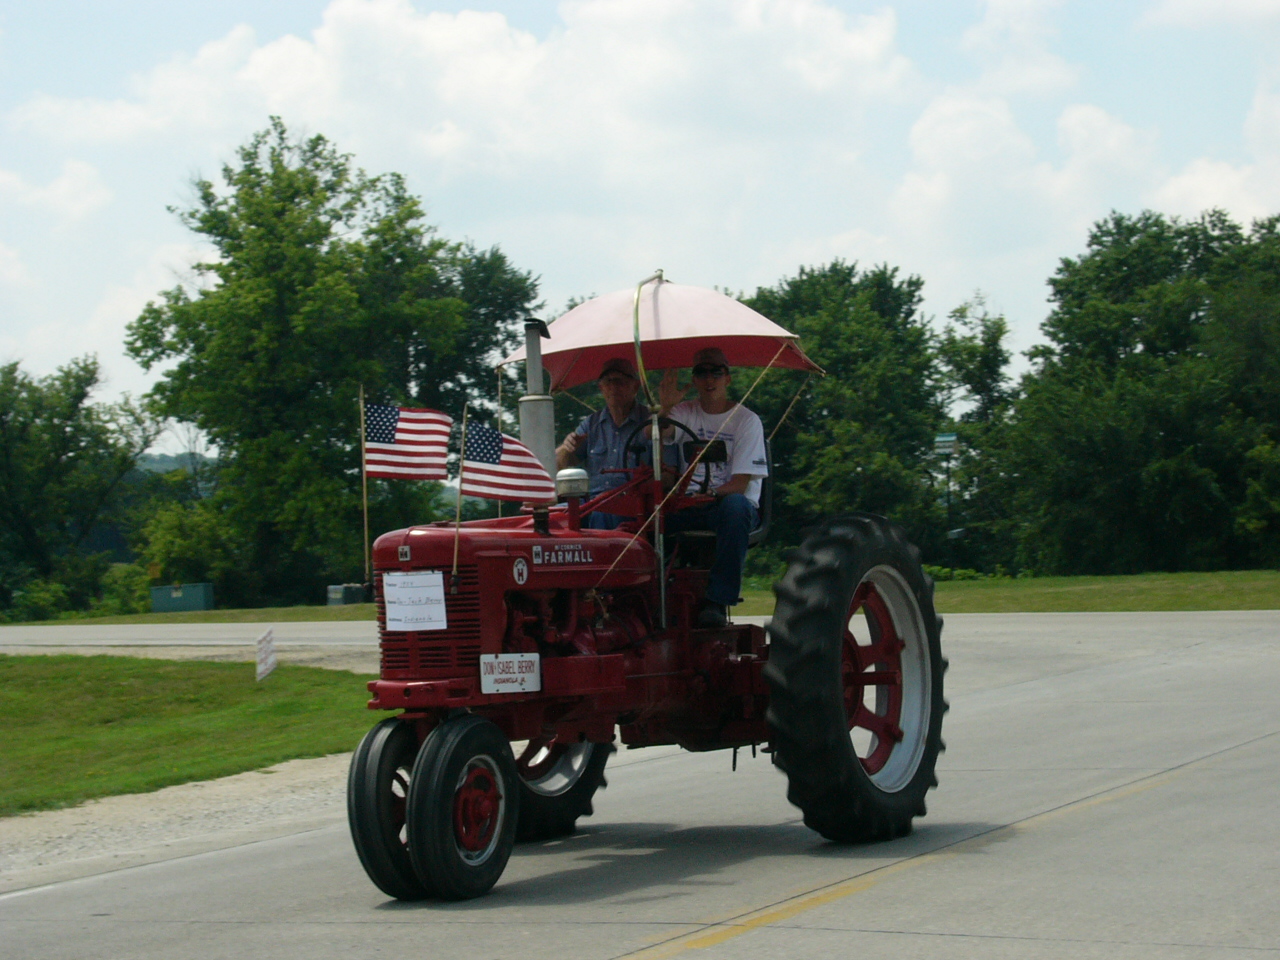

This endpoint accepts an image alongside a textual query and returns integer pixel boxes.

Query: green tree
[743,261,946,555]
[938,296,1013,425]
[996,209,1280,574]
[0,358,158,613]
[126,119,538,605]
[935,297,1018,571]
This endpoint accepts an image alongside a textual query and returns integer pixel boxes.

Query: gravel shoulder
[0,752,353,894]
[0,640,375,895]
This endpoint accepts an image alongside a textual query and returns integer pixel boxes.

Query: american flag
[460,423,556,502]
[364,403,452,480]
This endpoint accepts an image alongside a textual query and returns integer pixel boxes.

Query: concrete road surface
[0,620,379,646]
[3,611,1279,959]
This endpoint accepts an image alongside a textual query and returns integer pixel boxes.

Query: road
[0,620,381,672]
[3,611,1279,959]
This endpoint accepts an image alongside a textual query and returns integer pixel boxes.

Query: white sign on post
[383,570,448,632]
[255,627,277,681]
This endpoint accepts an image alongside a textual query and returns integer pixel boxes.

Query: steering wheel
[619,415,716,497]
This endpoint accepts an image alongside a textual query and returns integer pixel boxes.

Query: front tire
[513,739,613,841]
[347,718,431,900]
[765,515,947,842]
[406,715,519,900]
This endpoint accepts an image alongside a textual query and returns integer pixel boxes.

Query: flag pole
[359,384,371,593]
[495,371,503,520]
[452,404,469,589]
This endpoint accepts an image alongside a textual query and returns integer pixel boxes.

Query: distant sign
[934,432,958,456]
[256,628,277,681]
[384,570,448,632]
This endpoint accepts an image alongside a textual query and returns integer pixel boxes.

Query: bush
[5,578,72,622]
[923,564,1007,581]
[141,500,242,594]
[89,564,151,616]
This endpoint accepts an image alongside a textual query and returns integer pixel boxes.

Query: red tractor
[346,278,947,900]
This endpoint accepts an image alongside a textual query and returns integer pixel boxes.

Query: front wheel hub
[453,757,505,862]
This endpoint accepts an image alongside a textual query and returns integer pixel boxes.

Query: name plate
[479,653,542,694]
[383,571,447,632]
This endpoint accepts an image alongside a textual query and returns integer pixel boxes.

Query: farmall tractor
[347,276,947,900]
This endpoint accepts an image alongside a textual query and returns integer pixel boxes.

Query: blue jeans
[664,494,759,606]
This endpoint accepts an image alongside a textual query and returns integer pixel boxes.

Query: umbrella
[500,275,822,391]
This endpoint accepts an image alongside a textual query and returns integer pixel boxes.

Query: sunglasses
[692,365,728,378]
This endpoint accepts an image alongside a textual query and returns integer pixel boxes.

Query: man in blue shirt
[556,358,651,529]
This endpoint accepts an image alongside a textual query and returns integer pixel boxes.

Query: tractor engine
[503,588,651,659]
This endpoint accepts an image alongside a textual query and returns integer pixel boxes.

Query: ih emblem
[398,545,411,561]
[512,558,529,585]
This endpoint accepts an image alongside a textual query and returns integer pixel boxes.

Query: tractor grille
[377,566,483,679]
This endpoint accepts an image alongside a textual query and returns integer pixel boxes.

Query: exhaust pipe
[518,318,556,480]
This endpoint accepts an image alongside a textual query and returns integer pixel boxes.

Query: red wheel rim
[453,759,503,855]
[842,581,906,775]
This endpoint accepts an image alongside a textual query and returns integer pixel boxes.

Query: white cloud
[1150,82,1280,221]
[0,161,112,219]
[10,26,263,142]
[0,242,29,286]
[961,0,1077,96]
[1151,158,1274,220]
[2,242,207,401]
[1044,105,1155,214]
[7,0,913,182]
[1244,80,1280,156]
[84,241,210,355]
[1144,0,1280,26]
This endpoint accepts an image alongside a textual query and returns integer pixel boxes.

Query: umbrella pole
[652,409,666,628]
[631,269,663,407]
[632,269,666,625]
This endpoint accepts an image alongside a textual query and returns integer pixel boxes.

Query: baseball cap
[599,357,639,380]
[691,347,730,371]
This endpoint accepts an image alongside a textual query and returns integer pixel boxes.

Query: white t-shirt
[667,400,769,506]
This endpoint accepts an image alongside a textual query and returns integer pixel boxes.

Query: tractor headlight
[555,467,590,499]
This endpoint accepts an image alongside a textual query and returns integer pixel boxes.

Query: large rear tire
[406,714,519,900]
[765,515,947,842]
[347,718,431,900]
[513,739,613,841]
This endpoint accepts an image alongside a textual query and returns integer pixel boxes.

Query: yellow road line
[615,729,1280,960]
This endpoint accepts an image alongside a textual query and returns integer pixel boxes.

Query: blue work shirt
[572,403,652,495]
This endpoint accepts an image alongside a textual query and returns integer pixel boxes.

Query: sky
[3,0,1280,446]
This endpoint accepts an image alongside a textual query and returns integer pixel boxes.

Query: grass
[13,571,1280,625]
[735,569,1280,616]
[0,655,378,817]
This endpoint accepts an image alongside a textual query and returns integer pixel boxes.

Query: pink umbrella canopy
[500,277,822,391]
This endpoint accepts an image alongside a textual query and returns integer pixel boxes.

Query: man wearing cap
[658,347,769,628]
[556,357,652,530]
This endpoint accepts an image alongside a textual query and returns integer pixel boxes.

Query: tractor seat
[669,440,772,549]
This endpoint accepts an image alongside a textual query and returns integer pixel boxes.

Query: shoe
[696,601,727,628]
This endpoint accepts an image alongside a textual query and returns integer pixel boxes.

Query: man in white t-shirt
[658,347,769,628]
